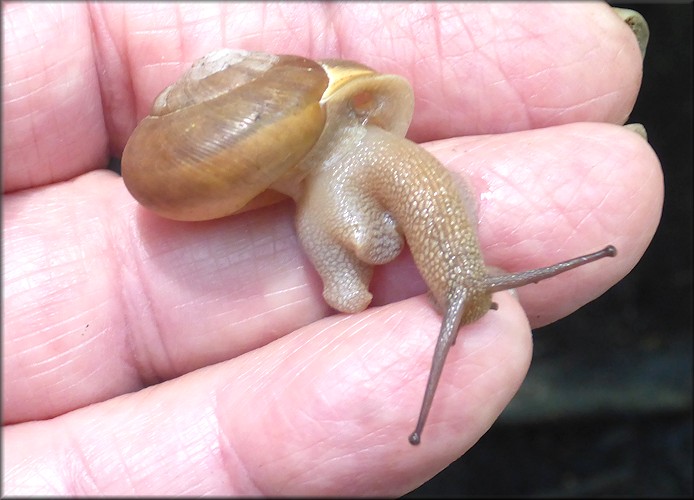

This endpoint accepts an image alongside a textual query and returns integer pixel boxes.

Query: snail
[121,49,617,446]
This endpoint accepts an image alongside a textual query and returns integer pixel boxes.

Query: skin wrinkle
[273,4,298,41]
[264,280,310,297]
[488,10,613,130]
[4,299,56,345]
[74,186,138,389]
[211,293,308,327]
[22,107,42,188]
[3,115,37,183]
[48,365,102,405]
[7,253,76,311]
[304,7,315,54]
[8,228,92,344]
[116,214,178,387]
[90,6,135,153]
[19,325,101,369]
[544,170,583,219]
[3,69,50,100]
[176,5,232,63]
[215,417,262,496]
[289,446,367,491]
[169,215,293,304]
[96,398,174,489]
[389,8,422,58]
[228,344,284,393]
[536,38,635,118]
[600,160,652,246]
[428,3,444,59]
[485,41,532,130]
[16,439,63,494]
[316,318,405,408]
[216,270,304,306]
[9,459,54,494]
[562,136,628,234]
[346,318,404,371]
[538,87,625,115]
[292,327,355,382]
[317,3,333,52]
[171,411,217,479]
[8,7,96,188]
[265,321,360,398]
[553,168,598,234]
[168,234,312,340]
[62,420,109,495]
[567,208,600,247]
[287,408,358,468]
[487,164,538,225]
[351,348,410,402]
[423,4,453,135]
[172,5,187,64]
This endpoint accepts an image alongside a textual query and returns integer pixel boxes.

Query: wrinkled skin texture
[2,2,662,496]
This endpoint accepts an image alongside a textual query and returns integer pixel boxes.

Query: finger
[3,122,662,423]
[2,292,532,496]
[329,2,644,141]
[2,2,642,191]
[2,3,108,193]
[97,1,641,145]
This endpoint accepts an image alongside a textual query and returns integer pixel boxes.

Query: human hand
[2,2,661,495]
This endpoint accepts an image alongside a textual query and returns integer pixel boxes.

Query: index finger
[2,2,642,192]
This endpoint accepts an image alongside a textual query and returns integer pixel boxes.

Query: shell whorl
[121,49,330,221]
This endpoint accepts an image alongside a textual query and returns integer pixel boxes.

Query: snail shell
[121,49,616,445]
[122,49,411,221]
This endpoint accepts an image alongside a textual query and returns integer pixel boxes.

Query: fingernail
[613,8,649,59]
[624,123,648,141]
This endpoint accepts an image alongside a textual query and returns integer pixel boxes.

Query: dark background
[409,3,693,497]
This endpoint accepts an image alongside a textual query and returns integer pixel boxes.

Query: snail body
[122,49,616,445]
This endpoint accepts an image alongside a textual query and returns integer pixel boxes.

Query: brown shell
[121,49,415,222]
[121,49,329,221]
